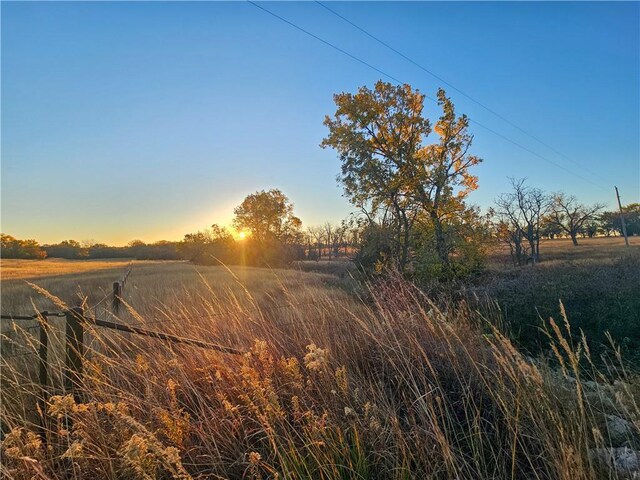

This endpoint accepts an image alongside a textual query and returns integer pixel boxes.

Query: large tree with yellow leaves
[322,81,481,272]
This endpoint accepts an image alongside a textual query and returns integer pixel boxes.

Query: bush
[468,253,640,366]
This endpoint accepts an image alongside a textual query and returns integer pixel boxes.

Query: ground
[1,237,639,479]
[0,258,171,281]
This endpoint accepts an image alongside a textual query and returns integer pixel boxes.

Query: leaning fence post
[112,281,122,314]
[37,311,49,442]
[65,306,84,402]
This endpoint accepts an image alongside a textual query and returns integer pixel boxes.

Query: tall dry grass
[1,268,638,479]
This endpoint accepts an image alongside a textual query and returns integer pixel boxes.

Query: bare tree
[549,193,604,246]
[307,226,324,260]
[335,220,350,256]
[495,178,550,265]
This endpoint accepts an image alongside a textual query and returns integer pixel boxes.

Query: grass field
[1,239,639,479]
[0,258,174,281]
[471,236,640,365]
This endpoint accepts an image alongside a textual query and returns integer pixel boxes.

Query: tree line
[2,81,635,277]
[494,178,638,266]
[0,189,360,265]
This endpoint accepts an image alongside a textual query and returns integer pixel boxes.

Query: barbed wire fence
[0,263,328,443]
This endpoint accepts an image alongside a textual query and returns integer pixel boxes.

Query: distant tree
[494,179,550,265]
[177,224,235,264]
[494,218,527,266]
[87,243,125,259]
[548,193,604,246]
[1,234,46,259]
[540,214,563,239]
[599,205,640,238]
[322,222,336,259]
[126,240,147,259]
[233,189,302,244]
[580,219,601,238]
[233,189,303,266]
[619,203,640,236]
[44,240,87,259]
[599,211,619,237]
[147,240,180,260]
[127,239,146,248]
[334,220,350,256]
[307,226,324,260]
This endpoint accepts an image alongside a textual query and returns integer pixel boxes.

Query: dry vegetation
[0,258,173,281]
[1,242,639,479]
[469,237,640,366]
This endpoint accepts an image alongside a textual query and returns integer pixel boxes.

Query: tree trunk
[400,211,410,271]
[570,233,579,246]
[528,239,537,264]
[430,211,449,266]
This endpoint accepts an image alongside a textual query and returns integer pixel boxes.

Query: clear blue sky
[2,1,638,245]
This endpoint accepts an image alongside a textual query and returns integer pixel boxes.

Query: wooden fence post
[65,306,84,402]
[37,311,49,442]
[112,281,122,314]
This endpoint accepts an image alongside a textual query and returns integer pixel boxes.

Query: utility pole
[615,186,630,247]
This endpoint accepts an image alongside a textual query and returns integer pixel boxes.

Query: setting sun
[1,3,638,479]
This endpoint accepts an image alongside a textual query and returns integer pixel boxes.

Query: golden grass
[0,258,177,281]
[1,264,638,479]
[486,235,640,271]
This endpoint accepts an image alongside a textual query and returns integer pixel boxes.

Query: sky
[2,1,639,246]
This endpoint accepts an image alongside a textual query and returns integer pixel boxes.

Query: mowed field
[1,237,639,479]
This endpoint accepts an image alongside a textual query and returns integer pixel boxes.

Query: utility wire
[248,1,607,190]
[248,1,408,91]
[315,1,606,184]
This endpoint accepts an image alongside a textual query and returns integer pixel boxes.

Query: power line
[315,1,606,185]
[248,1,407,88]
[247,1,607,190]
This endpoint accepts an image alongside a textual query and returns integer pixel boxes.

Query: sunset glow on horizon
[2,2,638,245]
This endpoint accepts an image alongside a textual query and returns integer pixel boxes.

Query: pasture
[1,239,639,479]
[0,258,168,281]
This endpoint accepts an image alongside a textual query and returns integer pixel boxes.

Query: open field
[0,258,177,281]
[486,235,640,269]
[0,261,351,317]
[2,243,640,479]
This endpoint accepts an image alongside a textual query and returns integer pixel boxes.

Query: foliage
[352,224,396,274]
[549,193,605,246]
[469,244,640,365]
[177,224,237,265]
[414,206,491,281]
[322,81,482,277]
[233,189,302,244]
[540,214,564,239]
[233,189,304,266]
[1,234,46,259]
[601,203,640,237]
[620,203,640,235]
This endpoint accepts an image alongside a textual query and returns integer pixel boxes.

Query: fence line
[112,262,132,314]
[0,312,66,321]
[87,316,242,354]
[0,263,325,442]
